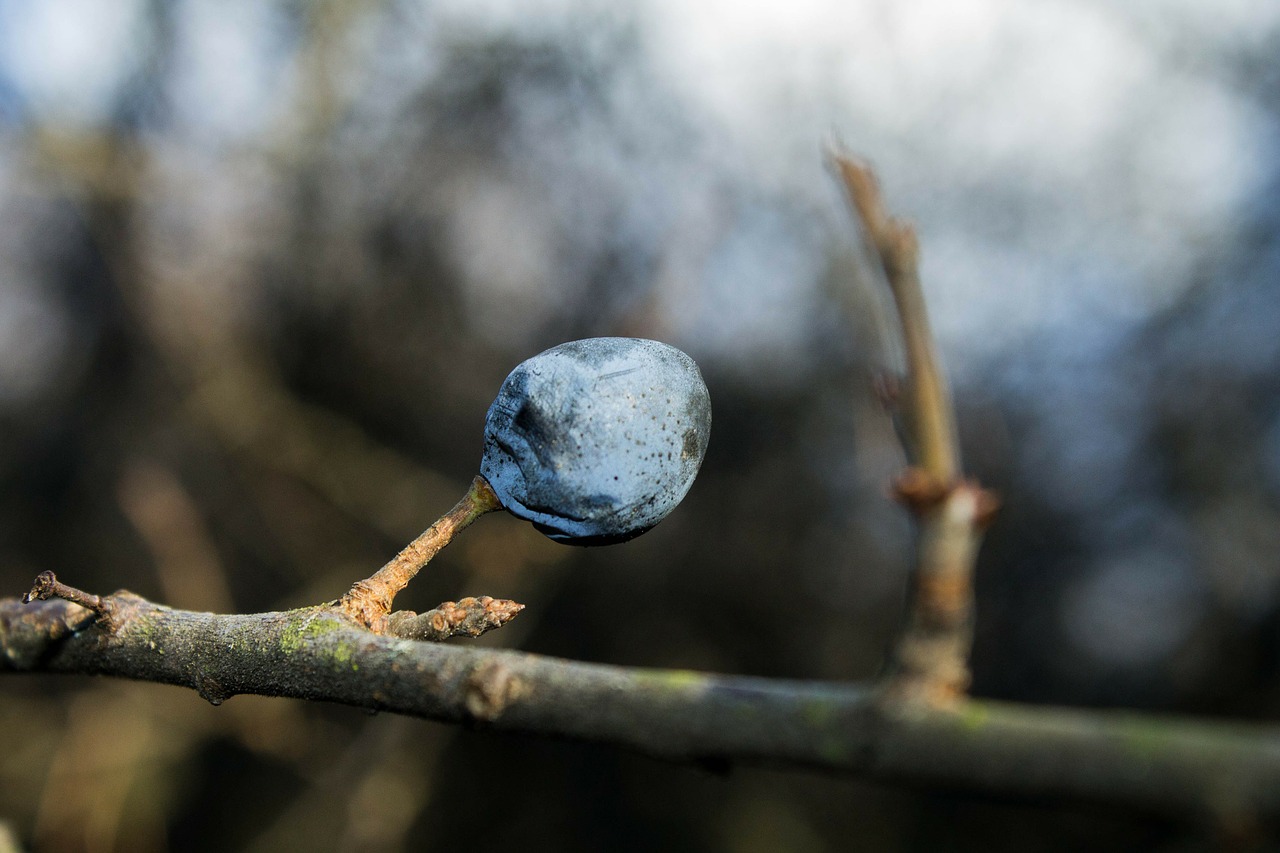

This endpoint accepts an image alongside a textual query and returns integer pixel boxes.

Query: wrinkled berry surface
[481,338,712,544]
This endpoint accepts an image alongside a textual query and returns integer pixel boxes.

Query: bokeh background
[2,1,1280,850]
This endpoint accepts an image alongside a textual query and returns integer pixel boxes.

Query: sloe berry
[481,337,711,544]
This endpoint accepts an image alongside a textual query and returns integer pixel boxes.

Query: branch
[4,592,1280,824]
[831,152,998,702]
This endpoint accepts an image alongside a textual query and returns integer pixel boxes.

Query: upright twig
[832,153,998,702]
[832,156,959,484]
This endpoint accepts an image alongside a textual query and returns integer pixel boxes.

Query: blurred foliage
[2,1,1280,851]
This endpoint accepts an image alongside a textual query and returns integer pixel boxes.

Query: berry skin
[481,338,711,544]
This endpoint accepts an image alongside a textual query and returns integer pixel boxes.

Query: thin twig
[831,154,959,483]
[23,571,114,630]
[831,152,997,702]
[340,476,503,631]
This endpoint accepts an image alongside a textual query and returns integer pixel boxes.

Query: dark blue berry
[481,338,711,544]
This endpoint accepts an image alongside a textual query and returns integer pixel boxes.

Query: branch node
[340,476,502,631]
[878,677,968,710]
[891,467,951,514]
[892,473,1001,528]
[464,659,525,722]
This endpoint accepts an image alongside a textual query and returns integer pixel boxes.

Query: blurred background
[2,0,1279,850]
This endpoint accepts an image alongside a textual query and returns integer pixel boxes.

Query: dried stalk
[340,476,503,631]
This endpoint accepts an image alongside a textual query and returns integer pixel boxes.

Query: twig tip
[22,570,57,604]
[21,571,113,629]
[386,595,526,642]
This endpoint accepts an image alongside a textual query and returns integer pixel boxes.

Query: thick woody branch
[4,591,1280,825]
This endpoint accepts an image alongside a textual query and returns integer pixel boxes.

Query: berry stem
[340,475,502,631]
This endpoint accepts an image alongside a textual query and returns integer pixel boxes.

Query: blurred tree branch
[832,153,997,703]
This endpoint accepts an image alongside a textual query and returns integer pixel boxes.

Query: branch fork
[339,475,505,632]
[24,482,523,647]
